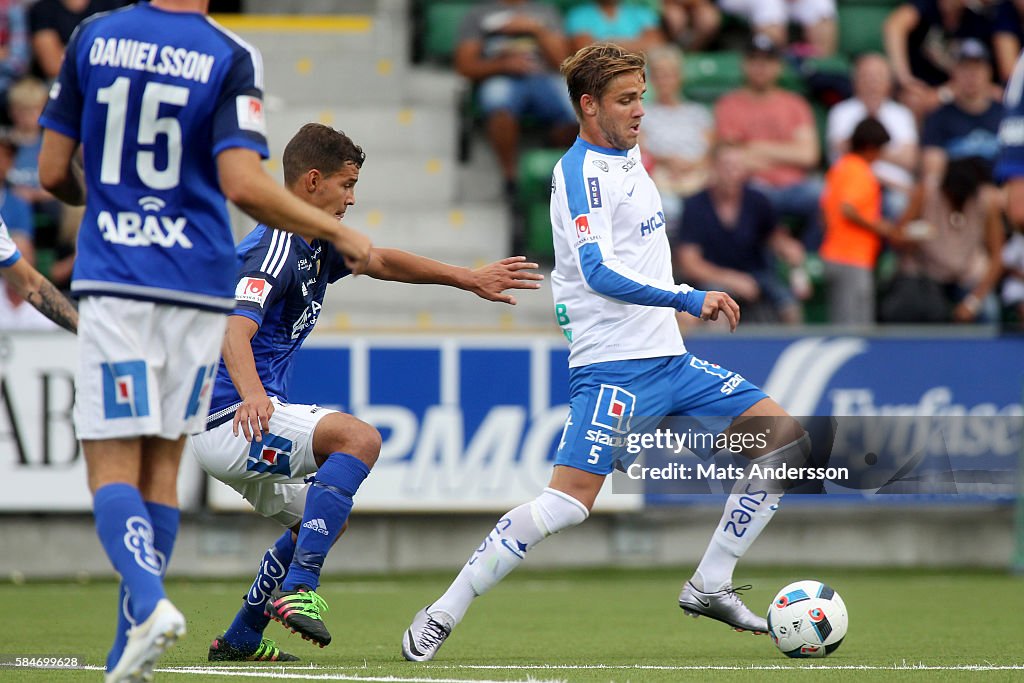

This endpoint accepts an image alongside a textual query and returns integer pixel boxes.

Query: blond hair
[560,43,646,119]
[8,78,48,110]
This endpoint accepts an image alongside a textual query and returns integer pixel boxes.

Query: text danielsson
[625,463,849,481]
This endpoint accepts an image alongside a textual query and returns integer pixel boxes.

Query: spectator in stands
[883,0,999,118]
[8,78,59,228]
[565,0,664,54]
[0,134,34,243]
[717,0,837,56]
[819,117,893,325]
[715,34,822,249]
[639,45,712,223]
[885,157,1004,323]
[676,142,808,324]
[660,0,720,52]
[921,39,1004,188]
[454,0,577,197]
[0,0,29,121]
[29,0,127,80]
[826,53,919,219]
[993,0,1024,84]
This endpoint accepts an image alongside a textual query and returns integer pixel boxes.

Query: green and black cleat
[208,633,300,662]
[265,586,332,647]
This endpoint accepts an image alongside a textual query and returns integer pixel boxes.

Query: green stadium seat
[838,5,890,57]
[517,149,564,258]
[423,1,476,63]
[683,51,806,104]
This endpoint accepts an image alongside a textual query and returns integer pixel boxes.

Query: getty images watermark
[607,416,1020,496]
[620,427,848,484]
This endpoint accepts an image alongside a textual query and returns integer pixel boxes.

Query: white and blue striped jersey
[0,219,20,268]
[39,3,269,313]
[206,225,351,425]
[997,50,1024,182]
[550,137,705,368]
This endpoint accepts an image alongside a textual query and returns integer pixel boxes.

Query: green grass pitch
[1,567,1022,682]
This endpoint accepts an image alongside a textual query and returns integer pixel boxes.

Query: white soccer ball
[767,580,848,658]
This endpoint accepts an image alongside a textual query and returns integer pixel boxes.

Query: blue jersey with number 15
[39,3,269,313]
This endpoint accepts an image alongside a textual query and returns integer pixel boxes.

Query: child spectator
[819,117,893,324]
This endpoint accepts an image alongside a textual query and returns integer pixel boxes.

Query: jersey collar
[574,137,630,157]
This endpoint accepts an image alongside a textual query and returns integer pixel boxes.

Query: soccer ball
[767,580,848,658]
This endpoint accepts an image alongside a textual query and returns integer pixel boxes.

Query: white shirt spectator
[827,98,918,190]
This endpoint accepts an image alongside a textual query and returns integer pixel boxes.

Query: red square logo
[575,215,590,237]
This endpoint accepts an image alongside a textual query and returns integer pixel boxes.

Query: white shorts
[186,398,337,527]
[719,0,835,27]
[74,297,226,440]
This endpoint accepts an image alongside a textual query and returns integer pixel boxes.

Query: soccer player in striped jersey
[402,43,810,662]
[38,2,371,680]
[188,123,543,660]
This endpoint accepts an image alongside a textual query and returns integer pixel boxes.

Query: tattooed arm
[4,258,78,333]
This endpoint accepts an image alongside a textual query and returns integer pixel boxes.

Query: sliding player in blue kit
[37,2,372,681]
[188,123,544,662]
[402,43,810,661]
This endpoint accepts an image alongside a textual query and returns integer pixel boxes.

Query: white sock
[432,488,588,624]
[694,489,782,592]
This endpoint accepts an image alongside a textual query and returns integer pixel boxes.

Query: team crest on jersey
[592,159,609,172]
[592,384,636,434]
[587,177,602,208]
[236,95,267,135]
[236,277,272,306]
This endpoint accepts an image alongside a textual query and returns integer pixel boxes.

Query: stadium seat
[838,4,891,57]
[683,52,806,103]
[517,149,564,258]
[422,1,475,64]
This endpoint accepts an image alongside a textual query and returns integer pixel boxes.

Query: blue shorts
[554,353,767,476]
[477,73,577,124]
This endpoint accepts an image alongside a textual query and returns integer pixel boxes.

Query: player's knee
[341,419,381,469]
[531,487,589,537]
[742,433,812,493]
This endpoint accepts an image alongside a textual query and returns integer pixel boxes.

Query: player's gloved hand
[700,290,740,332]
[234,391,275,442]
[338,229,373,274]
[469,256,545,305]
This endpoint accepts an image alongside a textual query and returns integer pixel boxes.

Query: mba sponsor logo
[97,211,191,248]
[587,177,602,208]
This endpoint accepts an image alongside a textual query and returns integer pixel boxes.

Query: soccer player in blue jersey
[187,123,543,661]
[402,43,810,661]
[998,53,1024,227]
[37,2,372,681]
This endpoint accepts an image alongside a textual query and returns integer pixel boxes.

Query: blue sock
[282,453,369,591]
[223,531,296,652]
[93,485,165,643]
[106,501,179,671]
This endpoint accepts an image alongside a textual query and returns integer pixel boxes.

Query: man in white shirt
[826,53,919,218]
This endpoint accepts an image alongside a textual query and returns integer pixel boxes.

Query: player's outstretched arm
[217,148,372,272]
[222,314,274,442]
[699,290,741,332]
[364,249,544,305]
[38,129,86,207]
[3,258,78,333]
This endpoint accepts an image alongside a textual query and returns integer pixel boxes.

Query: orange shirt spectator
[820,153,883,268]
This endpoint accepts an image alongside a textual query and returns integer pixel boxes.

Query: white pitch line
[153,665,563,683]
[443,664,1024,672]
